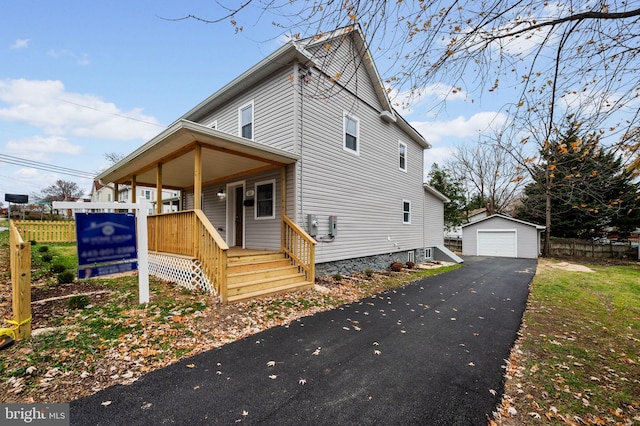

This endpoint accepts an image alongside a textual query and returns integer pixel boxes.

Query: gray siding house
[97,26,459,301]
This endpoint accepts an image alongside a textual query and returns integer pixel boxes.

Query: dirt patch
[545,261,595,273]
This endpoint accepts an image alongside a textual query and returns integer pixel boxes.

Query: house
[444,207,488,239]
[91,181,180,214]
[462,214,544,259]
[96,25,459,302]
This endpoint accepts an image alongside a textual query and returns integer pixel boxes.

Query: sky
[0,1,508,203]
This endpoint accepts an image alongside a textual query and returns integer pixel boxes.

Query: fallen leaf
[242,410,248,416]
[186,364,195,369]
[101,401,112,406]
[269,375,277,379]
[299,378,306,385]
[374,350,381,355]
[267,361,276,367]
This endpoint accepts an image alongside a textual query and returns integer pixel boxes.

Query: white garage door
[477,230,517,257]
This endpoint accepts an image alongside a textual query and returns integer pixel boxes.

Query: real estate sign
[75,212,138,279]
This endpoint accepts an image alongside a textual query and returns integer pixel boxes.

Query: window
[399,141,407,172]
[403,200,411,224]
[425,248,433,260]
[240,102,253,139]
[255,179,275,219]
[143,190,151,200]
[407,251,415,263]
[343,113,359,154]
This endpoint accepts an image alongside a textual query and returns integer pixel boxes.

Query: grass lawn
[494,258,640,425]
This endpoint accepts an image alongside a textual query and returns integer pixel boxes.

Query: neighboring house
[462,214,544,259]
[91,181,180,214]
[444,208,488,239]
[90,181,114,203]
[96,25,460,302]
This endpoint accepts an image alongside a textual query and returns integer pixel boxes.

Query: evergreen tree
[427,164,467,231]
[515,121,640,238]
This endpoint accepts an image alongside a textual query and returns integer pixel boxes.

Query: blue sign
[75,212,138,277]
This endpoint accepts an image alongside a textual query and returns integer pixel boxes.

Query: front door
[234,186,244,247]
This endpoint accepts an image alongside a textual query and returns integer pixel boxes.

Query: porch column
[113,183,119,202]
[194,144,202,210]
[131,175,137,203]
[156,164,162,215]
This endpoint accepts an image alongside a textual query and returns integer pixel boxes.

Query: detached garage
[462,214,544,259]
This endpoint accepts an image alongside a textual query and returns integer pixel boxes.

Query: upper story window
[142,190,151,200]
[343,113,359,154]
[399,141,407,172]
[255,179,275,219]
[403,200,411,224]
[240,101,254,140]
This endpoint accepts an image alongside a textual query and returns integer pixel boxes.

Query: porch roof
[96,120,300,189]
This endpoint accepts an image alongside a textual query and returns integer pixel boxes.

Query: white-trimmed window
[399,141,407,172]
[403,200,411,224]
[239,101,254,140]
[143,190,151,200]
[343,112,359,154]
[425,247,433,259]
[255,179,275,219]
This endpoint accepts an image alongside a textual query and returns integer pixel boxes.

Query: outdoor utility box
[329,215,338,237]
[307,214,318,237]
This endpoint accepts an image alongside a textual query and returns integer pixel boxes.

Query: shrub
[405,261,416,269]
[390,262,403,272]
[364,269,374,278]
[333,273,343,281]
[37,246,49,253]
[57,271,75,285]
[51,263,66,273]
[42,253,53,262]
[68,295,90,310]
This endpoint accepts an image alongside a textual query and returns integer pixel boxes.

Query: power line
[57,98,166,128]
[0,154,95,180]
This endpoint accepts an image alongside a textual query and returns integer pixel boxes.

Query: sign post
[52,202,150,303]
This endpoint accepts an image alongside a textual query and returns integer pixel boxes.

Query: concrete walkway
[71,256,537,425]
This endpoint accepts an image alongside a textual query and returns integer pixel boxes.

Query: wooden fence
[548,238,638,259]
[444,238,463,253]
[13,220,75,243]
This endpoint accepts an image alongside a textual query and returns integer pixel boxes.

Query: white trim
[343,112,360,155]
[255,178,276,220]
[402,199,411,224]
[399,140,407,172]
[424,247,433,259]
[225,180,245,247]
[239,100,254,140]
[208,120,217,130]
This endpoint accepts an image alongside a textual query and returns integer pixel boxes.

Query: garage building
[462,214,544,259]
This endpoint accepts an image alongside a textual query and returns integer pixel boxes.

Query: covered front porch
[97,120,315,303]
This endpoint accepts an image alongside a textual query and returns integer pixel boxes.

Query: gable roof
[423,184,450,202]
[180,25,429,148]
[462,214,545,230]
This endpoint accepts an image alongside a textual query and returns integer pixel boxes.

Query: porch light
[217,189,226,199]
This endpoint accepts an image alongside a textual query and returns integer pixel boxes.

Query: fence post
[12,241,32,339]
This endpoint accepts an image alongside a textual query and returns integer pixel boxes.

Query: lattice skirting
[148,252,216,296]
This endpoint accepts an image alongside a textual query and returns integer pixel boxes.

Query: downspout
[298,64,305,223]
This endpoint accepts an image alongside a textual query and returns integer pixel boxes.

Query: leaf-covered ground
[0,236,458,403]
[492,258,640,426]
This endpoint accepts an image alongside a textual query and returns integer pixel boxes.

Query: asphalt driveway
[71,256,537,425]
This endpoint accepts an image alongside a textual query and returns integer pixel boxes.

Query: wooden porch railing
[14,220,75,243]
[147,210,229,301]
[282,215,316,282]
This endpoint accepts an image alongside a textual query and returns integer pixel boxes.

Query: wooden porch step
[226,258,292,274]
[227,280,314,303]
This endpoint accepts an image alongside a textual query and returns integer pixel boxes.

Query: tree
[34,180,85,203]
[427,163,466,231]
[514,120,640,238]
[104,152,125,165]
[446,141,526,215]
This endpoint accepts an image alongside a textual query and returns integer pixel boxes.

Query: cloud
[48,49,91,66]
[412,111,509,144]
[0,78,162,141]
[6,135,82,159]
[390,83,468,115]
[10,38,30,49]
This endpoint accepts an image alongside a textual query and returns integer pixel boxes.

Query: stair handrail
[282,215,316,282]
